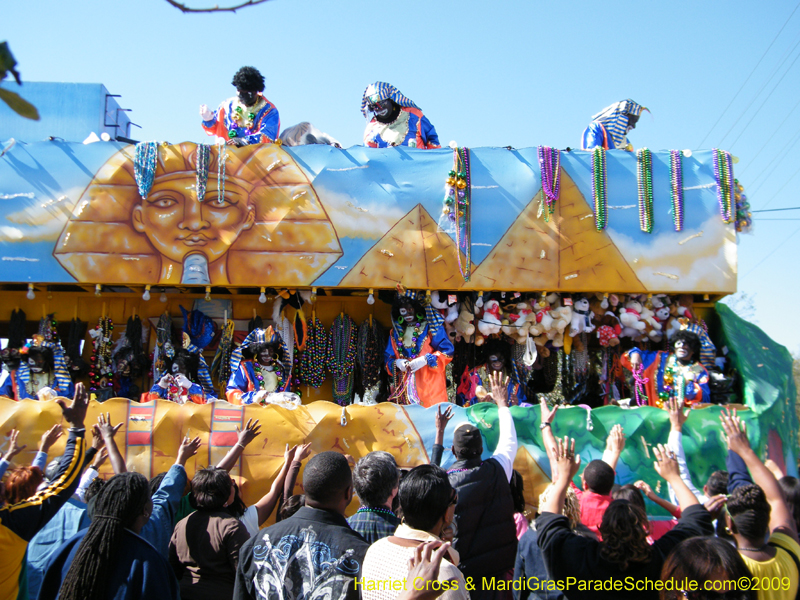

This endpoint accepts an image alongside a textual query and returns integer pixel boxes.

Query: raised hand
[91,447,109,470]
[176,435,202,466]
[540,397,559,426]
[97,412,123,440]
[553,436,581,480]
[486,370,509,408]
[56,382,88,429]
[720,407,751,456]
[435,405,453,433]
[666,397,690,432]
[653,443,680,481]
[236,418,262,447]
[2,428,26,462]
[295,442,312,462]
[605,424,626,454]
[633,480,653,496]
[39,423,63,453]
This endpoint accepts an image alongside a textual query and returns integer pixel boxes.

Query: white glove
[408,356,428,372]
[395,359,409,372]
[199,104,214,121]
[253,390,268,403]
[175,374,192,389]
[157,374,172,389]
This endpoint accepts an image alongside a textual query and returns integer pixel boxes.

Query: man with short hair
[348,451,401,543]
[234,451,369,600]
[447,371,518,599]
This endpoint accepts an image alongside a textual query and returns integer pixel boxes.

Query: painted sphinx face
[132,177,255,264]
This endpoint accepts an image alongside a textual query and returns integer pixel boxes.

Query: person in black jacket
[234,451,369,600]
[536,438,713,600]
[448,371,518,599]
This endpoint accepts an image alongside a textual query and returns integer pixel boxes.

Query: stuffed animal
[501,301,535,343]
[546,293,572,347]
[619,297,646,339]
[478,299,503,336]
[646,305,670,342]
[431,291,459,324]
[569,296,595,337]
[453,298,476,343]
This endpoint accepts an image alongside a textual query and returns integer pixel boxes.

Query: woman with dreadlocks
[38,472,179,600]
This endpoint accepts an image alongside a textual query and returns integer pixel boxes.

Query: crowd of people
[2,373,799,600]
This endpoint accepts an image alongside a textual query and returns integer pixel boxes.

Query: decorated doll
[361,82,440,149]
[621,329,710,408]
[0,335,74,401]
[384,293,453,407]
[145,349,207,404]
[226,327,291,405]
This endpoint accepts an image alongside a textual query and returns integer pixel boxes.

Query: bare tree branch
[164,0,272,13]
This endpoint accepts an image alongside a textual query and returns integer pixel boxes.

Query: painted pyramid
[470,170,643,292]
[339,203,474,289]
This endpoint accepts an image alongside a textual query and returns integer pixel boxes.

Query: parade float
[0,138,795,519]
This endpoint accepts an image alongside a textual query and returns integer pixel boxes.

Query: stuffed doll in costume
[0,335,73,401]
[226,326,291,405]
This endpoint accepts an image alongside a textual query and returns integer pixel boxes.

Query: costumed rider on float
[459,339,531,407]
[620,329,710,408]
[362,82,440,149]
[145,333,215,404]
[0,335,74,401]
[226,326,300,406]
[200,66,280,146]
[385,291,453,407]
[581,99,648,151]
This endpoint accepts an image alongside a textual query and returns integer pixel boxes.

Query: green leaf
[0,42,21,84]
[0,87,39,120]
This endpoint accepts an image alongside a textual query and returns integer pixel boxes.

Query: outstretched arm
[431,405,453,466]
[539,437,581,515]
[539,398,560,479]
[217,419,261,472]
[721,408,798,542]
[486,371,517,481]
[95,413,126,474]
[253,444,307,526]
[601,424,625,471]
[653,443,699,511]
[664,398,704,504]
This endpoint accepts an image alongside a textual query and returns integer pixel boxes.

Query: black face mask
[370,98,401,124]
[238,89,259,107]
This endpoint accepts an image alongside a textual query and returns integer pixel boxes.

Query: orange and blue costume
[621,348,710,408]
[361,82,440,149]
[202,93,280,145]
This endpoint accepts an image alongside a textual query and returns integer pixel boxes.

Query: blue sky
[4,0,800,353]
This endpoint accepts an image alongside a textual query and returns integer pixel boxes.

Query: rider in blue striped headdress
[361,82,440,149]
[581,99,648,151]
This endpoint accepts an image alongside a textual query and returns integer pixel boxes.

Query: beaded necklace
[228,97,267,139]
[195,144,211,202]
[538,145,561,221]
[89,316,114,392]
[393,321,428,358]
[133,141,158,199]
[329,314,357,405]
[713,148,734,223]
[355,506,396,517]
[441,148,472,281]
[658,354,694,406]
[252,360,283,393]
[299,317,328,388]
[733,179,752,233]
[358,318,385,389]
[591,147,608,230]
[217,143,227,206]
[632,364,649,407]
[26,370,54,398]
[636,148,654,233]
[669,150,684,231]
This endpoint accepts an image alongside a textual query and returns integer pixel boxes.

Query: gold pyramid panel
[339,204,472,289]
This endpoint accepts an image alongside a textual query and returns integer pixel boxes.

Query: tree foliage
[163,0,272,13]
[0,42,39,121]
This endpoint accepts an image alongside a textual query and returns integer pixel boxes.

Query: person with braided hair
[37,471,179,600]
